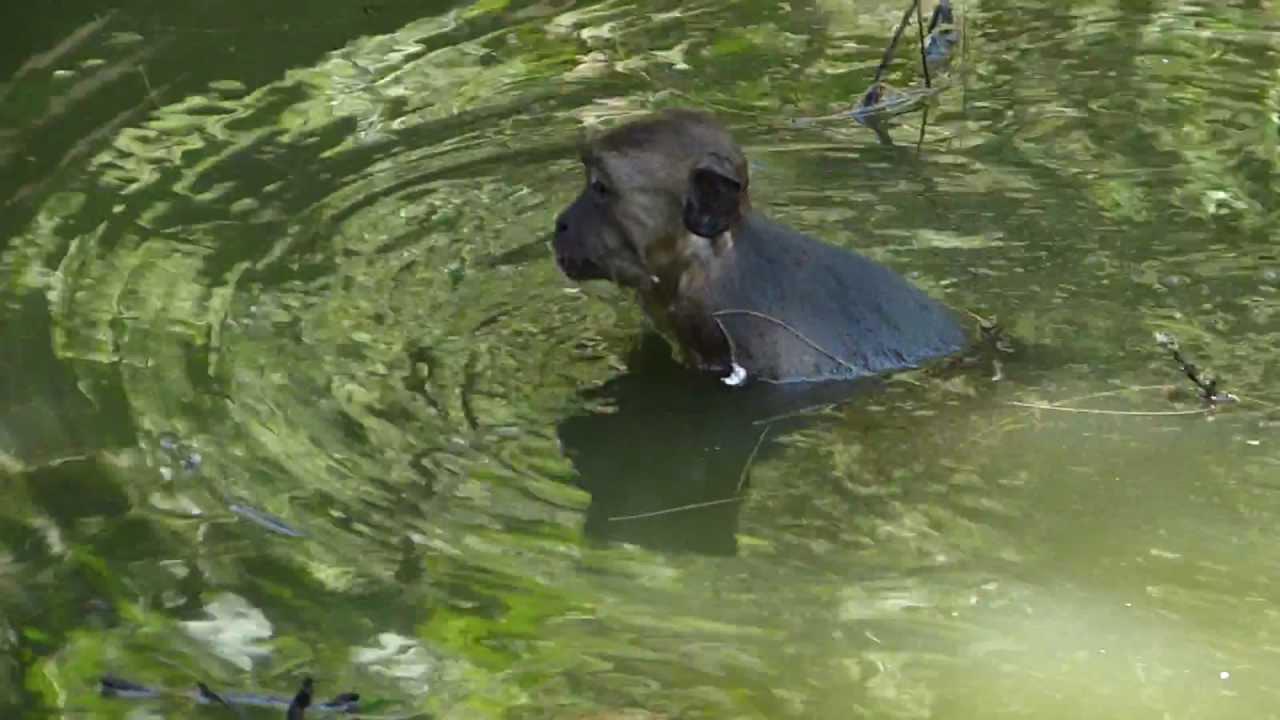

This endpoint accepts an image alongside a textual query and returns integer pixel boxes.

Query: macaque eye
[590,179,611,198]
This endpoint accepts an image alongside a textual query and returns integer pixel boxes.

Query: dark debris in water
[101,674,360,716]
[851,0,957,126]
[154,430,307,537]
[788,0,958,141]
[99,675,158,700]
[155,431,204,476]
[936,310,1018,382]
[1154,332,1238,407]
[288,677,313,720]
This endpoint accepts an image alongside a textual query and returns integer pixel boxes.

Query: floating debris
[847,0,961,144]
[154,432,203,475]
[100,675,359,715]
[1153,332,1237,406]
[181,450,203,472]
[100,675,159,700]
[229,502,305,537]
[923,0,958,73]
[1006,333,1242,418]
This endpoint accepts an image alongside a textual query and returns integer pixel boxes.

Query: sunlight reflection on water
[1,0,1279,717]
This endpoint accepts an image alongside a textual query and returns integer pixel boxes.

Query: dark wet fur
[708,214,966,382]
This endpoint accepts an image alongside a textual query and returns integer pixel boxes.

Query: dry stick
[915,0,932,88]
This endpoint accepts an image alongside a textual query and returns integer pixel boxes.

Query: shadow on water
[560,334,880,556]
[0,293,136,471]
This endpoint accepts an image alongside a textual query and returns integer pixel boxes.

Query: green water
[2,1,1279,717]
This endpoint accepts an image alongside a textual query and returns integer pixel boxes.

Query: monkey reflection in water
[552,111,967,553]
[557,334,879,555]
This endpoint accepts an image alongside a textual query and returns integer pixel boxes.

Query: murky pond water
[2,0,1280,717]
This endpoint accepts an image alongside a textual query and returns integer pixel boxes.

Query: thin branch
[1051,384,1176,407]
[1234,394,1280,411]
[1008,401,1209,417]
[137,65,161,110]
[873,0,922,87]
[751,403,839,426]
[713,309,856,373]
[607,496,744,522]
[915,0,932,88]
[915,103,930,152]
[737,425,772,493]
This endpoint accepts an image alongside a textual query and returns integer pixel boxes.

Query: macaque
[553,110,966,384]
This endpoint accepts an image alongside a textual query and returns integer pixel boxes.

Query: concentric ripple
[2,1,1280,717]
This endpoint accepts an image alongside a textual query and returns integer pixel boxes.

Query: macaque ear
[682,152,743,239]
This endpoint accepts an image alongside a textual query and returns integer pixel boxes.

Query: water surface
[2,0,1279,717]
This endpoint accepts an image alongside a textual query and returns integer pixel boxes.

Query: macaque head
[552,110,750,290]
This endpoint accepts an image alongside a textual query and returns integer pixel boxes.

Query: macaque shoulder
[704,214,967,382]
